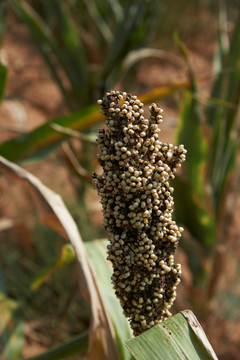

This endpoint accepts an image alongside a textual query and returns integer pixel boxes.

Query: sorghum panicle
[93,90,186,336]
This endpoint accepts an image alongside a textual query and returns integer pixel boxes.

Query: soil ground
[1,9,240,360]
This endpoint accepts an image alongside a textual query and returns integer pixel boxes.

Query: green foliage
[0,104,100,162]
[125,311,218,360]
[9,0,163,109]
[206,7,240,213]
[0,0,6,46]
[174,10,240,285]
[0,62,7,104]
[0,292,24,360]
[30,244,75,290]
[0,225,88,334]
[0,83,189,163]
[0,0,7,104]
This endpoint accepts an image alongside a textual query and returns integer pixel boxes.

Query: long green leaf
[174,177,216,248]
[0,0,6,47]
[27,331,89,360]
[174,39,217,260]
[0,62,7,104]
[83,0,112,42]
[174,34,208,201]
[100,1,150,90]
[46,1,89,105]
[175,91,217,252]
[0,293,24,360]
[176,91,208,200]
[206,9,240,212]
[8,0,70,106]
[0,104,101,162]
[85,239,133,360]
[0,0,7,104]
[0,84,189,163]
[125,311,218,360]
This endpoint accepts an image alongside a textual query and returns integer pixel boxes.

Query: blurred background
[0,0,240,359]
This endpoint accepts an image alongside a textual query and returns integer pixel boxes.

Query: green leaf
[206,10,240,212]
[0,84,189,163]
[30,244,75,290]
[83,0,112,43]
[0,62,7,104]
[0,293,24,360]
[8,0,70,106]
[176,89,207,202]
[27,331,88,360]
[174,57,217,254]
[0,104,102,162]
[125,311,218,360]
[174,177,216,248]
[174,91,217,251]
[0,1,7,103]
[0,267,6,294]
[180,236,207,286]
[9,0,90,109]
[100,1,152,90]
[0,0,6,47]
[85,239,133,360]
[45,1,89,105]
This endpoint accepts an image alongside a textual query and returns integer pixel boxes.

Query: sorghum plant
[93,91,186,336]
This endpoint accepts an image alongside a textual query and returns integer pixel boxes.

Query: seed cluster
[93,90,186,336]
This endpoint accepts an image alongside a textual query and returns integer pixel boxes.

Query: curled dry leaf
[0,155,118,360]
[181,310,218,360]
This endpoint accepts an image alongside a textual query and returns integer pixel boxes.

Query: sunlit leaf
[138,81,189,105]
[0,268,6,294]
[125,310,218,360]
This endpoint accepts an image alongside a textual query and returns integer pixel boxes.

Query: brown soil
[1,8,240,360]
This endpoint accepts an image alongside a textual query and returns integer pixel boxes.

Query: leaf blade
[0,83,189,163]
[85,239,133,360]
[125,311,218,360]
